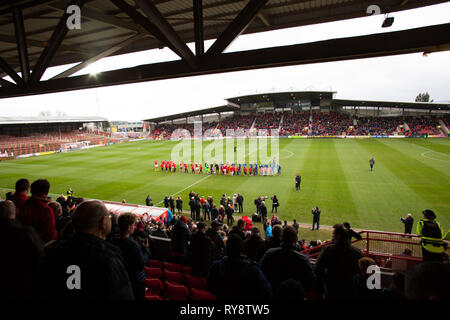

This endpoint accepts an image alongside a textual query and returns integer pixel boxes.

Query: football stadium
[0,0,449,305]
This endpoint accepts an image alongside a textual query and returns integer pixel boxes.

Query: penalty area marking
[282,149,294,159]
[420,150,450,163]
[155,174,212,205]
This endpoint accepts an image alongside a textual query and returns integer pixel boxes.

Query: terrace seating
[164,281,189,300]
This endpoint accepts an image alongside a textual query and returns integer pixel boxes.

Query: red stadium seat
[189,288,216,300]
[144,266,163,279]
[144,277,163,297]
[181,265,192,274]
[146,259,164,268]
[163,261,182,272]
[145,294,164,301]
[164,269,184,284]
[185,273,207,290]
[165,281,189,300]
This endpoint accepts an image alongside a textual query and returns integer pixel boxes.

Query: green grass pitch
[0,138,449,234]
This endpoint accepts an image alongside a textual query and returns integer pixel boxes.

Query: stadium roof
[0,115,107,125]
[0,0,449,98]
[332,99,450,111]
[144,104,238,123]
[226,91,336,104]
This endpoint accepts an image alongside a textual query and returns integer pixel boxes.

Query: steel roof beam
[0,56,23,84]
[30,0,85,83]
[51,33,145,79]
[206,0,269,55]
[193,0,204,56]
[133,0,198,69]
[12,5,31,82]
[0,23,449,98]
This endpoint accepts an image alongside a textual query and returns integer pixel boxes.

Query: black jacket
[170,219,191,255]
[43,232,134,300]
[0,219,45,299]
[176,199,183,210]
[228,226,245,240]
[312,208,321,221]
[190,231,214,277]
[205,228,225,260]
[314,242,363,299]
[260,244,316,295]
[243,235,266,262]
[207,256,272,300]
[112,237,150,299]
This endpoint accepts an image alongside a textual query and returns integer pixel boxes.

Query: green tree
[415,92,433,102]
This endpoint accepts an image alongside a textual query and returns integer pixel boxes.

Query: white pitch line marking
[420,150,450,163]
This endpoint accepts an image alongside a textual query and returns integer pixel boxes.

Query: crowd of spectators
[310,111,353,136]
[405,116,442,135]
[1,178,448,301]
[351,116,403,136]
[150,112,447,139]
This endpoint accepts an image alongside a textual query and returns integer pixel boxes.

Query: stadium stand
[149,111,447,138]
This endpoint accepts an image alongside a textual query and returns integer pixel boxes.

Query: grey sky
[1,2,450,121]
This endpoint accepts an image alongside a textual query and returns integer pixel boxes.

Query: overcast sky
[1,2,450,121]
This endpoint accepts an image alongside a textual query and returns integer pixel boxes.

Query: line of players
[154,160,281,176]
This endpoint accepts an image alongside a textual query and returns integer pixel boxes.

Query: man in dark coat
[401,213,414,235]
[205,220,225,261]
[189,197,196,220]
[243,227,266,262]
[210,204,219,221]
[170,216,191,265]
[112,213,150,300]
[369,157,375,171]
[312,206,321,231]
[260,226,315,296]
[43,200,134,299]
[207,234,272,300]
[295,174,301,191]
[145,195,153,206]
[176,197,183,213]
[260,201,268,221]
[194,198,202,221]
[169,196,175,213]
[237,194,244,213]
[226,204,234,226]
[314,224,363,299]
[343,222,362,241]
[189,222,214,277]
[229,218,246,240]
[0,200,45,299]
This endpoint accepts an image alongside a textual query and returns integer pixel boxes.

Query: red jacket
[18,197,57,243]
[12,192,28,211]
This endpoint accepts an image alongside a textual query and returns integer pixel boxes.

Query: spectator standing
[48,201,70,238]
[343,222,362,241]
[260,201,268,221]
[189,197,195,220]
[211,204,219,221]
[205,220,225,261]
[113,213,150,300]
[312,206,321,231]
[233,194,238,212]
[271,195,279,213]
[43,200,134,299]
[401,213,414,236]
[260,226,316,296]
[190,222,214,277]
[243,227,266,262]
[0,200,45,299]
[170,216,191,265]
[150,221,169,238]
[293,219,299,234]
[18,179,57,244]
[237,194,244,213]
[176,196,183,213]
[169,196,175,213]
[314,224,363,299]
[202,200,211,221]
[207,234,272,300]
[265,224,282,250]
[226,204,234,226]
[229,219,246,240]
